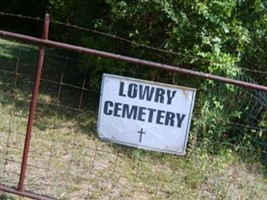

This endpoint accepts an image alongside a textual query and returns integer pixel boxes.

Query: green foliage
[3,0,266,154]
[0,0,49,36]
[237,0,267,82]
[45,0,267,153]
[1,35,267,200]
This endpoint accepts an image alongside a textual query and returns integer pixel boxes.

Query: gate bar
[0,185,56,200]
[17,14,50,192]
[0,29,266,92]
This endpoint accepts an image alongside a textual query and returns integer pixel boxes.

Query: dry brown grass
[1,38,267,199]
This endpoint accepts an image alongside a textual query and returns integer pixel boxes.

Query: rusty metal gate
[1,14,267,199]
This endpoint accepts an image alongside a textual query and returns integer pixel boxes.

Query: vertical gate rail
[0,14,56,200]
[18,13,49,192]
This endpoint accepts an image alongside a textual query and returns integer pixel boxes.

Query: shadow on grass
[1,38,267,185]
[0,43,107,143]
[0,194,17,200]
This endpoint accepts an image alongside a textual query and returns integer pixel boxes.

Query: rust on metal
[0,185,56,200]
[17,13,50,192]
[0,29,267,92]
[1,12,267,200]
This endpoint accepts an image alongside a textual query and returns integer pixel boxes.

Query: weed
[0,38,266,199]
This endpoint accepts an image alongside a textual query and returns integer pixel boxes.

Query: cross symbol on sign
[137,128,146,143]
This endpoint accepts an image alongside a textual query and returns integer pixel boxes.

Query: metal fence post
[18,13,50,192]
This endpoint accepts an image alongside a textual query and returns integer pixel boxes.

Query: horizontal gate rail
[0,185,56,200]
[1,14,267,199]
[0,30,267,92]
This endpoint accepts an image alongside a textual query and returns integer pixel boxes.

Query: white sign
[97,74,196,155]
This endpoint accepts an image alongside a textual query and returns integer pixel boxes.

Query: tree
[0,0,49,36]
[2,0,266,149]
[94,0,267,149]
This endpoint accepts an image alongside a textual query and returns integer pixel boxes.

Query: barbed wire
[0,12,227,65]
[49,20,194,58]
[237,66,267,75]
[1,12,267,76]
[0,12,42,21]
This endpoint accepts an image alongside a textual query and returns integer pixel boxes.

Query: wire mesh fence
[1,32,267,199]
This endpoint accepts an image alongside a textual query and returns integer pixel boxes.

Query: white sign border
[97,73,196,155]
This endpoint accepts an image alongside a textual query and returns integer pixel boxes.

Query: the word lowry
[118,81,177,105]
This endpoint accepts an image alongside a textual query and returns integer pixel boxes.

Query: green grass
[0,38,267,199]
[0,193,27,200]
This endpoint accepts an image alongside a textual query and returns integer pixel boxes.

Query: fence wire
[2,11,267,75]
[0,37,267,200]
